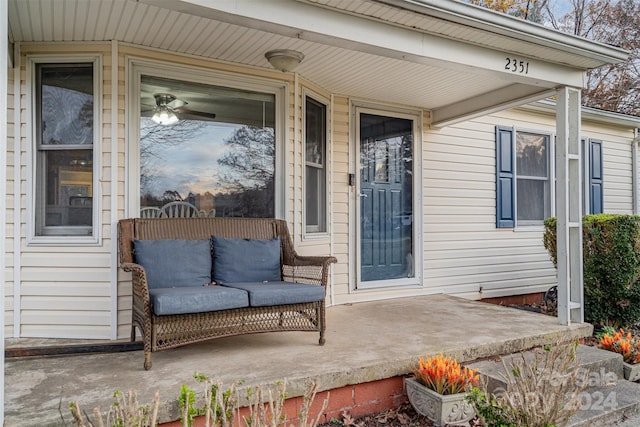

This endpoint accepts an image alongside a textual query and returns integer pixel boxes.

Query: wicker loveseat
[118,217,337,370]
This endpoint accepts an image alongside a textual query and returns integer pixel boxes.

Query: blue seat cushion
[149,286,249,316]
[220,281,325,307]
[212,236,281,283]
[134,239,212,289]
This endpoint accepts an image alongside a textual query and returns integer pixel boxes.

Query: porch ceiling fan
[148,93,216,125]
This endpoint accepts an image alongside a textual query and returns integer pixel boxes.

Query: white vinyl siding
[420,108,636,300]
[421,115,557,299]
[326,96,350,301]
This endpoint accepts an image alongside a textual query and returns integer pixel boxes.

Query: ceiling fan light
[152,106,179,125]
[265,49,304,72]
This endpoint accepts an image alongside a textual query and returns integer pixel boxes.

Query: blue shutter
[496,126,515,228]
[589,139,603,214]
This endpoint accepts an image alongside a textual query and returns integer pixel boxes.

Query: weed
[467,342,588,427]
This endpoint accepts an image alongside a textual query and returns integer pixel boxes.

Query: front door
[358,112,415,286]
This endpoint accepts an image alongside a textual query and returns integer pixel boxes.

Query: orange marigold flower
[413,353,478,395]
[600,328,640,365]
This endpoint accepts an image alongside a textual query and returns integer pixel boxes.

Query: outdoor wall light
[265,49,305,72]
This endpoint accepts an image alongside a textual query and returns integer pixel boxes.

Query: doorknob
[359,192,368,197]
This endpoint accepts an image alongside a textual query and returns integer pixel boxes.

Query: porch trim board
[12,41,21,338]
[110,40,119,340]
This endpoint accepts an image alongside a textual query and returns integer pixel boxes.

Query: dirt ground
[319,402,482,427]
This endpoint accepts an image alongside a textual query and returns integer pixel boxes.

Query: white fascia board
[430,84,557,128]
[147,0,585,88]
[378,0,629,66]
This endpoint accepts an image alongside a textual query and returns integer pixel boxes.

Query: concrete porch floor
[4,295,592,426]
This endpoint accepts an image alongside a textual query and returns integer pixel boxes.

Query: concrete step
[569,380,640,426]
[466,345,640,427]
[466,344,624,393]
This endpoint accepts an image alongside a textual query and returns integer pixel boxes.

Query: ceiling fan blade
[176,108,216,120]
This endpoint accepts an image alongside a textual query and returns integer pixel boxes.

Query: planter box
[404,377,475,427]
[623,362,640,382]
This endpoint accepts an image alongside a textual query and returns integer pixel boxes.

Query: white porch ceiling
[7,0,629,127]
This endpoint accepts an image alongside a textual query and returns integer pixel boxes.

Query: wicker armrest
[283,255,337,287]
[120,262,151,303]
[120,261,144,274]
[290,254,338,267]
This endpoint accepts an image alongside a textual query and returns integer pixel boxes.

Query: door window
[359,113,414,283]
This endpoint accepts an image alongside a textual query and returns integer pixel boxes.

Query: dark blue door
[359,113,413,283]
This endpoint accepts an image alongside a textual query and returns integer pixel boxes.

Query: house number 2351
[505,57,529,74]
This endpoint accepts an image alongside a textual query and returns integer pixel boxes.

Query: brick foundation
[481,292,544,307]
[160,377,407,426]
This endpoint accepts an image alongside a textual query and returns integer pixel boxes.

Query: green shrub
[466,387,516,427]
[543,214,640,326]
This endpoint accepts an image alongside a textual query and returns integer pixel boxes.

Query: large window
[139,75,276,218]
[35,63,95,237]
[304,96,327,234]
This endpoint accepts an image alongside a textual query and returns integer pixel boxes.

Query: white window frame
[514,128,555,229]
[303,89,330,238]
[26,55,102,245]
[126,57,287,219]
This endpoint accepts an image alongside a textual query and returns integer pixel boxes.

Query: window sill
[302,231,330,241]
[28,235,100,246]
[513,225,545,232]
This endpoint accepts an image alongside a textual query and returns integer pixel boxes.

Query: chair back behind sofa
[118,217,297,266]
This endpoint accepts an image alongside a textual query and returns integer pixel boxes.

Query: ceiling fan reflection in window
[148,93,216,125]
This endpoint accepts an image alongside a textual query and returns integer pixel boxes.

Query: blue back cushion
[212,236,281,283]
[133,239,212,289]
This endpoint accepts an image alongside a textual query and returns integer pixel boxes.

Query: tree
[217,126,275,193]
[215,125,276,217]
[574,0,640,116]
[469,0,544,21]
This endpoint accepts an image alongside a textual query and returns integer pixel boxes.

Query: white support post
[556,87,584,325]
